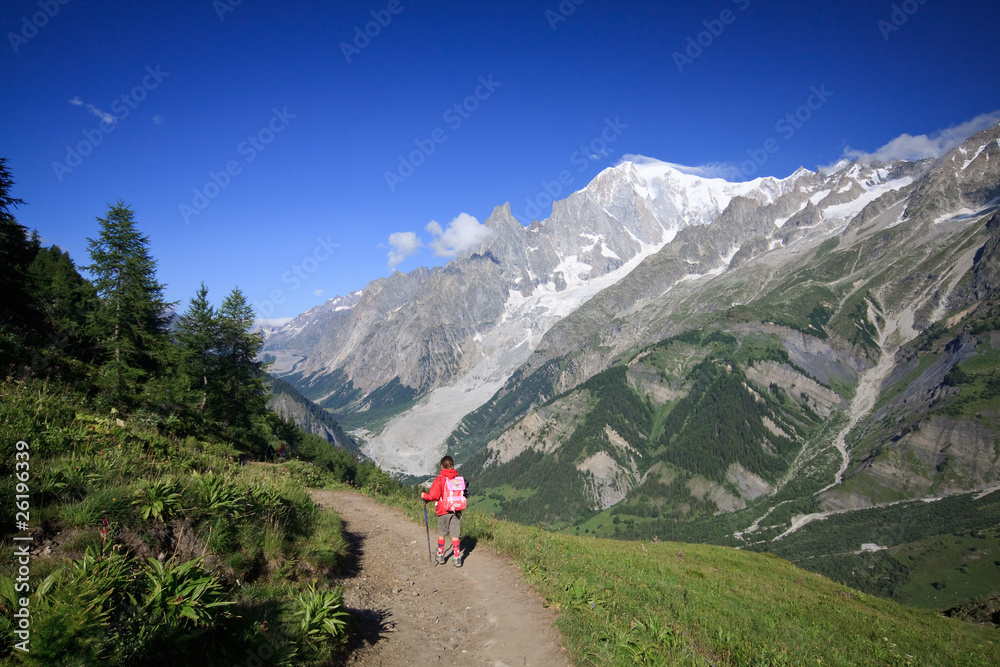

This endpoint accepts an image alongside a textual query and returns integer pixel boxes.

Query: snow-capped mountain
[262,160,810,471]
[263,123,1000,477]
[456,122,1000,547]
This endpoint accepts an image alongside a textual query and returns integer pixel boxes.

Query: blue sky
[2,0,998,319]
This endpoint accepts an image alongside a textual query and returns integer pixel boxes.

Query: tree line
[0,158,271,451]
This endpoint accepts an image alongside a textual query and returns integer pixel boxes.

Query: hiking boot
[453,555,462,567]
[437,554,446,565]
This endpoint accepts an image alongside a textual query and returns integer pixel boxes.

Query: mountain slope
[264,165,807,473]
[455,125,1000,605]
[260,123,1000,607]
[267,376,360,452]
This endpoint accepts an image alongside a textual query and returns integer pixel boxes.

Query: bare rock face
[726,463,773,502]
[745,361,844,418]
[484,395,590,467]
[821,415,1000,512]
[264,123,1000,521]
[578,451,637,510]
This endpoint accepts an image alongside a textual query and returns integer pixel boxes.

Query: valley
[264,124,1000,610]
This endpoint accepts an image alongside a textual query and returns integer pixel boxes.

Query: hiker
[266,444,276,463]
[278,442,287,461]
[421,455,467,567]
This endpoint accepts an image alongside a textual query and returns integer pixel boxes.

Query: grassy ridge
[0,379,402,666]
[455,510,1000,666]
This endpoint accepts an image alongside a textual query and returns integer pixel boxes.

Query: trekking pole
[423,501,433,565]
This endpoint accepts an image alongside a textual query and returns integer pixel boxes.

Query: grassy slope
[0,379,358,666]
[365,490,1000,667]
[11,374,995,666]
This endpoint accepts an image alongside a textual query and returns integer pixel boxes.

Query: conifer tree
[0,158,39,371]
[175,283,218,416]
[27,245,97,377]
[215,287,269,432]
[85,201,173,404]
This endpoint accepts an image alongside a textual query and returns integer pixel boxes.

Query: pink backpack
[442,476,467,512]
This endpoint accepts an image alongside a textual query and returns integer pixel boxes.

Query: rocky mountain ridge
[264,126,999,495]
[263,161,811,471]
[457,125,1000,538]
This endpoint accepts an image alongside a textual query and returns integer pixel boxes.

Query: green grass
[457,510,1000,666]
[892,529,1000,609]
[0,379,367,665]
[466,484,538,514]
[649,400,675,443]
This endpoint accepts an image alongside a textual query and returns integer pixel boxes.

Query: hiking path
[309,490,573,667]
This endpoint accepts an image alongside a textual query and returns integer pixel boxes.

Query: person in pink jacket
[421,456,467,566]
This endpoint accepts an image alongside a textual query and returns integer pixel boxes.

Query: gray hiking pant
[437,511,461,539]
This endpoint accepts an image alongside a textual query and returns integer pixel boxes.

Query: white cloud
[87,104,116,125]
[383,213,495,269]
[817,158,852,176]
[152,115,164,125]
[426,213,494,258]
[69,96,117,125]
[313,289,323,297]
[835,110,1000,166]
[385,231,423,269]
[666,161,743,180]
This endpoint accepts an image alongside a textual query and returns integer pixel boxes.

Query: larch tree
[0,157,39,370]
[27,244,97,378]
[85,201,173,405]
[175,282,218,416]
[215,287,269,434]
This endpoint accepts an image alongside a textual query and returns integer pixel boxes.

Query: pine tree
[85,201,173,405]
[0,158,39,371]
[175,283,218,416]
[215,287,269,433]
[27,245,97,377]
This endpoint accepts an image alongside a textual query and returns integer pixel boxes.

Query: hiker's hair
[439,455,454,469]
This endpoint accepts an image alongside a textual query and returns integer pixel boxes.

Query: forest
[0,158,411,664]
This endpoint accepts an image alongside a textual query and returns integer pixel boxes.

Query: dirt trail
[309,490,573,667]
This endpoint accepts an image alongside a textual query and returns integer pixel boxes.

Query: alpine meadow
[4,120,1000,663]
[3,1,1000,664]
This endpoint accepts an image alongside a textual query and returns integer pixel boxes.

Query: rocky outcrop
[745,360,844,418]
[821,416,1000,511]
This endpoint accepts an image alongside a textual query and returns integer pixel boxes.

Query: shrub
[289,583,351,659]
[132,477,183,521]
